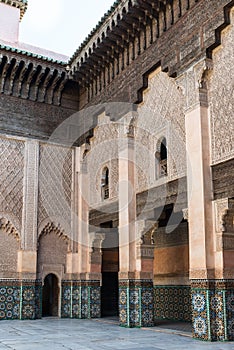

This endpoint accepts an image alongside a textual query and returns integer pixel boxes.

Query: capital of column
[213,198,234,279]
[176,58,213,113]
[136,219,158,254]
[182,208,189,221]
[214,198,234,234]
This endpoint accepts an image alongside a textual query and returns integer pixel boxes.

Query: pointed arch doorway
[42,274,59,317]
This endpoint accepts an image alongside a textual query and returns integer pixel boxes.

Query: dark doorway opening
[101,271,119,317]
[100,221,119,317]
[42,273,59,317]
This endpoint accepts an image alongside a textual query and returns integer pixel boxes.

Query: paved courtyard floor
[0,318,233,349]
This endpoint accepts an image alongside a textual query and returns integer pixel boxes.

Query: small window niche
[101,167,109,200]
[155,137,168,178]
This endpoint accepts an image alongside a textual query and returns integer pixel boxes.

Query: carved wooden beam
[2,58,16,95]
[29,66,45,101]
[0,57,10,93]
[21,63,36,99]
[53,72,67,106]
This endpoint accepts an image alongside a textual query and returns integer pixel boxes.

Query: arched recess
[0,217,20,278]
[37,222,70,280]
[155,137,168,178]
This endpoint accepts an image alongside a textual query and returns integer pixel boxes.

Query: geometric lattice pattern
[0,280,41,321]
[226,290,234,341]
[192,290,209,340]
[0,285,20,320]
[61,281,101,319]
[38,144,72,233]
[191,280,234,341]
[154,286,191,323]
[119,280,154,328]
[0,138,24,226]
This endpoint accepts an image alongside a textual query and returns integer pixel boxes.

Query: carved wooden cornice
[0,52,68,105]
[69,0,201,83]
[69,0,234,103]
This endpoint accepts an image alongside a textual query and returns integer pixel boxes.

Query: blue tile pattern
[61,281,101,319]
[0,280,42,320]
[191,280,234,341]
[119,280,154,328]
[0,286,20,320]
[154,286,191,322]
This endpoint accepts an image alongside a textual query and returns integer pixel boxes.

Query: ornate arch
[156,136,167,155]
[39,221,70,242]
[155,136,168,178]
[0,217,20,242]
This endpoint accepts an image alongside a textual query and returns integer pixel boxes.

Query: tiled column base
[119,280,154,328]
[154,286,191,322]
[191,280,234,341]
[0,280,42,320]
[61,280,101,319]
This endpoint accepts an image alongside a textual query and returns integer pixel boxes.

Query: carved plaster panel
[0,137,24,232]
[214,198,234,252]
[209,9,234,164]
[88,121,119,206]
[38,144,73,236]
[136,70,187,189]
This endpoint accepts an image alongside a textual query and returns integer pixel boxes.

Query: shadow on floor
[98,317,192,335]
[154,320,192,334]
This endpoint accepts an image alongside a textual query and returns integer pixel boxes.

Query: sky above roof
[19,0,115,57]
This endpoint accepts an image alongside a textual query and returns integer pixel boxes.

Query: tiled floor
[0,318,233,349]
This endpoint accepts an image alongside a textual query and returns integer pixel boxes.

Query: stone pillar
[61,146,101,319]
[21,140,39,268]
[77,145,90,278]
[19,140,41,320]
[66,147,79,279]
[118,116,154,327]
[89,232,105,276]
[184,59,234,341]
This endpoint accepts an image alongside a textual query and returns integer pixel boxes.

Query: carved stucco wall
[210,8,234,165]
[0,135,73,244]
[88,119,119,207]
[37,231,68,276]
[38,144,73,236]
[0,228,20,278]
[136,69,187,192]
[87,70,187,204]
[0,137,24,234]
